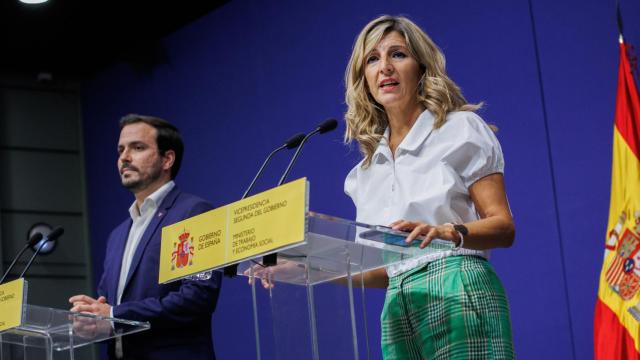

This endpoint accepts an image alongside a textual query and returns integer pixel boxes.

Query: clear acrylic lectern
[235,212,455,360]
[0,304,150,360]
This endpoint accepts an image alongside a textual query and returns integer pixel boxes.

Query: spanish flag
[594,35,640,359]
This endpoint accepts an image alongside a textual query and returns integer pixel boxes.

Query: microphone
[263,119,338,266]
[277,119,338,185]
[18,227,64,279]
[223,133,306,278]
[0,233,43,284]
[242,133,305,199]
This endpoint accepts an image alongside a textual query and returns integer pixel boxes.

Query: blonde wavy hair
[344,15,480,167]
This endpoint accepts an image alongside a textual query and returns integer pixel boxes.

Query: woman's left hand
[389,220,460,249]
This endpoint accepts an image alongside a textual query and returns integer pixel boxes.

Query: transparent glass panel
[0,304,150,358]
[237,211,454,285]
[236,212,454,360]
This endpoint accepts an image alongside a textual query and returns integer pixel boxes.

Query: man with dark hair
[70,114,221,359]
[119,114,184,180]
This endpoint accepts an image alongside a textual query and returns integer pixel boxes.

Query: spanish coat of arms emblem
[171,229,195,270]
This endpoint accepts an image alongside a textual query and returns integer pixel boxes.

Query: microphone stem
[18,242,47,279]
[278,129,319,186]
[0,245,30,284]
[243,145,285,199]
[266,129,319,267]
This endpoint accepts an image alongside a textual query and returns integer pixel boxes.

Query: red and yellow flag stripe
[595,39,640,359]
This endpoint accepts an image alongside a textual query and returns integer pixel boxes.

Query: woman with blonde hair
[344,15,515,359]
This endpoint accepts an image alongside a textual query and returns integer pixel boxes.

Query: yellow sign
[0,278,27,332]
[159,178,308,283]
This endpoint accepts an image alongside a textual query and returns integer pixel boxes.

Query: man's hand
[69,294,112,317]
[72,313,113,339]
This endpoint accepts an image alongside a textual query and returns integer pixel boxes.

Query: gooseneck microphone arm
[278,119,338,185]
[0,233,43,284]
[243,133,305,199]
[278,133,315,185]
[18,227,64,279]
[223,133,305,278]
[263,119,338,267]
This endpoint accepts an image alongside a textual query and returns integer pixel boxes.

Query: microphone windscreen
[285,133,306,149]
[47,227,65,241]
[317,119,338,134]
[27,233,43,246]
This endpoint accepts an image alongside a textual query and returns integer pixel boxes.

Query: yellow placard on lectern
[0,278,27,332]
[159,178,308,283]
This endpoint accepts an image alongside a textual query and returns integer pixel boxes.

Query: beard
[120,162,163,193]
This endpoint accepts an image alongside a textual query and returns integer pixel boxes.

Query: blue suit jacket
[97,186,222,360]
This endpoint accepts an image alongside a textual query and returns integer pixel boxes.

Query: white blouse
[344,110,504,277]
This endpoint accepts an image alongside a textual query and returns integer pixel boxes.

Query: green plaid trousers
[381,255,514,360]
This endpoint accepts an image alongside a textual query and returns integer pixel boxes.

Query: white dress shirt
[344,110,504,277]
[116,181,175,304]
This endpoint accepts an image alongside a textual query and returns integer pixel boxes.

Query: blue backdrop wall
[81,0,640,358]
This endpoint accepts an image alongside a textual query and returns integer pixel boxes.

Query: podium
[0,304,150,360]
[156,179,454,359]
[235,212,454,360]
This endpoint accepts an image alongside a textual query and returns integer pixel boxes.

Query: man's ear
[162,150,176,172]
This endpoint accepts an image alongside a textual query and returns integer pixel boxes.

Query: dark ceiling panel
[0,0,228,78]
